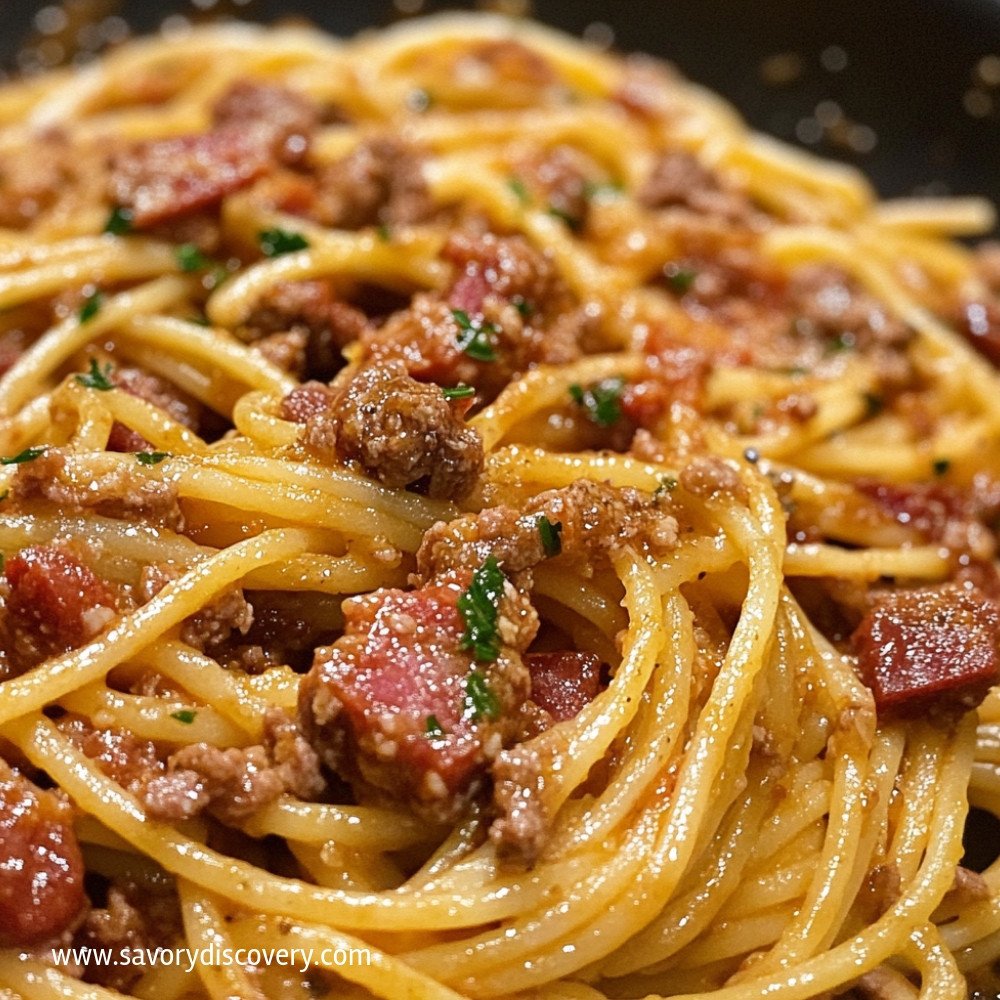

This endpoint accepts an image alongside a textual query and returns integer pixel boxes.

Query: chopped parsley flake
[663,264,697,294]
[442,384,476,401]
[376,223,392,242]
[537,515,563,557]
[507,176,530,205]
[425,715,444,737]
[512,296,534,318]
[933,458,951,476]
[170,710,197,724]
[655,475,678,495]
[827,332,856,353]
[463,671,500,722]
[175,243,211,273]
[103,205,134,235]
[136,451,170,466]
[74,358,115,391]
[458,555,505,662]
[258,228,310,258]
[78,291,103,325]
[568,377,625,427]
[452,309,498,362]
[1,446,46,466]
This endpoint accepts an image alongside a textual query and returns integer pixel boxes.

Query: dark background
[1,0,999,206]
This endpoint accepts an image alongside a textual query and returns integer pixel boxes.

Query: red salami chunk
[851,584,1000,716]
[109,128,272,228]
[0,766,86,946]
[526,651,602,721]
[5,546,116,653]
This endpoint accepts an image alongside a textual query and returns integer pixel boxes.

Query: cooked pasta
[0,13,999,1000]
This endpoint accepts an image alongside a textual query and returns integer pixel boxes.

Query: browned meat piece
[107,365,203,453]
[244,279,369,382]
[680,455,748,502]
[282,360,484,500]
[59,717,165,795]
[789,265,912,352]
[855,479,997,562]
[212,80,319,164]
[851,584,1000,717]
[75,870,183,991]
[416,479,678,582]
[489,744,547,866]
[442,230,576,329]
[251,329,308,377]
[638,150,752,223]
[279,380,336,424]
[362,231,585,400]
[0,761,86,946]
[0,133,74,229]
[315,138,431,229]
[180,588,254,654]
[108,128,272,229]
[142,709,323,824]
[0,546,117,677]
[298,567,535,824]
[512,145,595,231]
[11,450,183,529]
[953,298,1000,368]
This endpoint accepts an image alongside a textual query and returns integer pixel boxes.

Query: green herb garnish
[452,309,498,362]
[932,458,951,477]
[136,451,170,466]
[175,243,211,273]
[827,332,856,353]
[463,671,500,722]
[376,223,392,243]
[425,715,444,737]
[655,475,678,495]
[74,358,115,391]
[664,264,697,294]
[170,710,197,724]
[442,384,475,401]
[569,377,625,427]
[78,290,103,325]
[103,205,134,236]
[507,176,530,205]
[537,515,562,557]
[0,446,45,465]
[258,228,310,258]
[458,555,505,662]
[512,296,534,318]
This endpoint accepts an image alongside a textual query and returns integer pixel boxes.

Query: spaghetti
[0,13,998,1000]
